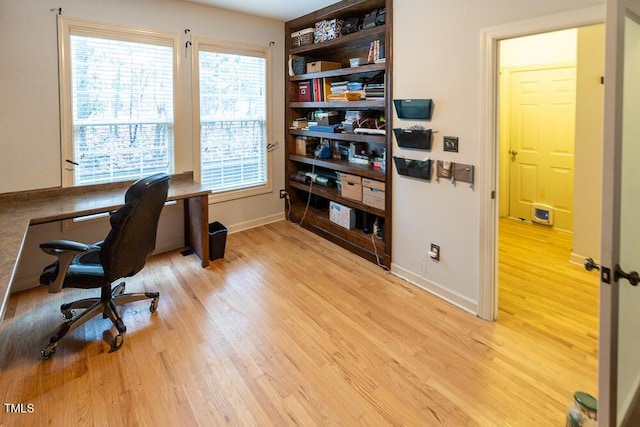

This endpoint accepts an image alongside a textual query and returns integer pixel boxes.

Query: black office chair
[38,173,170,358]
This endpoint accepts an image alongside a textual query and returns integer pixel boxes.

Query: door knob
[615,264,639,286]
[584,257,600,272]
[509,150,518,156]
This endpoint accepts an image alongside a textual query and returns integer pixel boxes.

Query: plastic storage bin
[393,156,432,181]
[393,128,432,150]
[208,221,227,261]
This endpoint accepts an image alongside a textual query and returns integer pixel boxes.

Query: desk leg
[185,195,209,268]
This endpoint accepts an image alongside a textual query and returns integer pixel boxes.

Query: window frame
[57,16,182,187]
[191,37,273,203]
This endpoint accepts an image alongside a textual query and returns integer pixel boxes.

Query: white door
[599,0,640,425]
[507,66,576,230]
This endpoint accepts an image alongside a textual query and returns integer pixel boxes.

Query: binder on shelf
[393,128,432,150]
[393,156,432,181]
[298,81,313,102]
[394,99,434,120]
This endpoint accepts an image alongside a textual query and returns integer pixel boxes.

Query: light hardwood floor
[0,219,598,426]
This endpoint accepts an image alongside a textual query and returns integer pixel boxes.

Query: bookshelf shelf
[289,154,385,180]
[289,128,386,144]
[289,62,386,82]
[288,203,386,265]
[290,100,385,109]
[289,180,385,218]
[289,25,386,56]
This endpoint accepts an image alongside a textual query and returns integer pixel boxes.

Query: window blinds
[198,51,267,193]
[69,35,174,185]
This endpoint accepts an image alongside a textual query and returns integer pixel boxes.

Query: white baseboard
[225,212,286,234]
[390,264,479,315]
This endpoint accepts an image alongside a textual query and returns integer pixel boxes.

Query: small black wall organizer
[393,128,432,150]
[393,156,432,181]
[393,99,434,120]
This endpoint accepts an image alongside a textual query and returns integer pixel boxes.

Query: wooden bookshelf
[285,0,392,267]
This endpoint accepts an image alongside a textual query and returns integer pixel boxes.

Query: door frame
[478,5,605,321]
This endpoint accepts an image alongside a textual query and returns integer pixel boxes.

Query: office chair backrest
[100,173,170,282]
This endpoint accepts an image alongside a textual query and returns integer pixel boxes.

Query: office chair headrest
[125,173,171,204]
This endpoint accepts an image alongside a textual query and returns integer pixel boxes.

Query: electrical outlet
[429,243,440,261]
[279,189,287,199]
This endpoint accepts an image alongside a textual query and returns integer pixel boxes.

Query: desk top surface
[0,172,210,322]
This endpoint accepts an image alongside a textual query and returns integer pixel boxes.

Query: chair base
[41,282,159,359]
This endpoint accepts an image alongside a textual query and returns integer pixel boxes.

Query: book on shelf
[326,93,362,101]
[367,40,385,64]
[364,83,385,100]
[299,78,369,102]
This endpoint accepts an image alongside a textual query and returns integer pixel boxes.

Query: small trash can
[208,221,227,261]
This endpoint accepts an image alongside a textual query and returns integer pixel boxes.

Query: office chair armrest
[40,240,92,293]
[40,239,91,255]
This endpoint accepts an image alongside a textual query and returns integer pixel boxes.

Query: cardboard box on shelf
[306,61,342,73]
[337,173,362,202]
[362,178,385,210]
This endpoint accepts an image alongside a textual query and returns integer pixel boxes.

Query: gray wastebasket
[208,221,227,260]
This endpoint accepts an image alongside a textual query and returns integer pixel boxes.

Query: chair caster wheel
[112,333,124,351]
[62,309,74,320]
[41,343,57,359]
[150,297,159,313]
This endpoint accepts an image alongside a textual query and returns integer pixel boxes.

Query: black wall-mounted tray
[393,128,432,150]
[393,99,433,120]
[393,156,432,181]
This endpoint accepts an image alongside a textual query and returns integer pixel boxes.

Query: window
[194,40,271,199]
[59,17,177,186]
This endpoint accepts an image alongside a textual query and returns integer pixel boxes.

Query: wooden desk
[0,172,211,322]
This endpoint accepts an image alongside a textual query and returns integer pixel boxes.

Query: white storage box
[329,201,356,229]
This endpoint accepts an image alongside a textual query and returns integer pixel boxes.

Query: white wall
[0,0,286,229]
[500,29,577,68]
[391,0,603,313]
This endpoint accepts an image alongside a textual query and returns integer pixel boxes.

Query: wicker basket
[291,28,314,47]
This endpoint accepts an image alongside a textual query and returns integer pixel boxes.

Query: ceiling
[183,0,342,21]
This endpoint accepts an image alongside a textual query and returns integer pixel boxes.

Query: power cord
[371,233,390,272]
[298,152,318,226]
[283,192,291,221]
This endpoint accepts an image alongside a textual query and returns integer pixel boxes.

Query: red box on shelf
[298,81,312,102]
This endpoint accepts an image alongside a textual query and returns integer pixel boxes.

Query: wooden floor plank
[0,219,598,425]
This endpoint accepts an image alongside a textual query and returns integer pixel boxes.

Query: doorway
[478,8,605,322]
[498,26,604,256]
[496,25,604,299]
[494,22,604,404]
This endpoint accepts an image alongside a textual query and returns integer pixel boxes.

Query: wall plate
[443,136,459,152]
